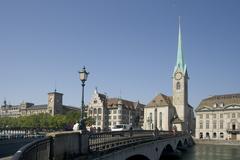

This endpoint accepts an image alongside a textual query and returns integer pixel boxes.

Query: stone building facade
[195,94,240,140]
[143,21,195,133]
[0,91,80,117]
[87,89,145,131]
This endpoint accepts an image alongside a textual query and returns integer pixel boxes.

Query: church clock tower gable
[172,18,189,131]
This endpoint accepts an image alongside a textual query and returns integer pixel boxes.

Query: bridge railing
[11,137,52,160]
[0,128,46,141]
[88,130,184,153]
[11,130,188,160]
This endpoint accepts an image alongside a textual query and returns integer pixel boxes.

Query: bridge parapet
[11,130,190,160]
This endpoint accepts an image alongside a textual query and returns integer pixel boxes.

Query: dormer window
[213,103,217,108]
[220,103,224,107]
[93,100,97,104]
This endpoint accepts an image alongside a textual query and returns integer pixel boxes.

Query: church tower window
[176,82,181,90]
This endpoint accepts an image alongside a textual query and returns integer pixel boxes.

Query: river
[162,144,240,160]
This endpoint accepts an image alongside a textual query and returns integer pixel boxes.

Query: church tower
[172,18,189,131]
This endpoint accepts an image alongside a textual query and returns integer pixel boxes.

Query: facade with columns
[143,22,195,133]
[0,91,80,117]
[87,89,145,131]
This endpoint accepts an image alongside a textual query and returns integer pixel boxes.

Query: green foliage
[85,117,95,127]
[0,112,81,130]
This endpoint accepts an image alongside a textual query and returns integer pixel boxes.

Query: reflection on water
[161,144,240,160]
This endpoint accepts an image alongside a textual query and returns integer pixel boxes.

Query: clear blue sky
[0,0,240,108]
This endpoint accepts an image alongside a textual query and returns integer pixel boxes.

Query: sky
[0,0,240,108]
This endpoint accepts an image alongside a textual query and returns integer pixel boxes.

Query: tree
[85,117,95,127]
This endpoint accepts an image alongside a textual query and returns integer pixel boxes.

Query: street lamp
[79,66,89,130]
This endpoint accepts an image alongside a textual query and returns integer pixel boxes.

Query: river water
[162,144,240,160]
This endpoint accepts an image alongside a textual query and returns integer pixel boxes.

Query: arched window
[93,108,97,114]
[199,132,203,139]
[98,108,102,114]
[176,82,181,90]
[206,132,210,139]
[213,132,217,138]
[220,132,224,138]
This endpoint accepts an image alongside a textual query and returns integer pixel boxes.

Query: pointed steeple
[174,17,187,74]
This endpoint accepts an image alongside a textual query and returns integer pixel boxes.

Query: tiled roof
[146,93,173,108]
[62,105,80,111]
[107,98,143,109]
[196,93,240,111]
[27,104,47,110]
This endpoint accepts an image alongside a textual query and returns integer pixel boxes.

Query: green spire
[174,17,187,74]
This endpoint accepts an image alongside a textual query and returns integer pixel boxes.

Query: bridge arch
[126,154,150,160]
[184,139,188,146]
[159,144,175,159]
[176,140,183,148]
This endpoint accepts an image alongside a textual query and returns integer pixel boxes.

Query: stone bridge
[11,130,194,160]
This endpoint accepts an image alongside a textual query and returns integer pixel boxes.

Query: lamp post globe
[78,66,89,131]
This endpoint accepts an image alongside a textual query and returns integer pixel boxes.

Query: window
[150,113,153,122]
[213,120,217,129]
[98,116,101,120]
[206,120,209,129]
[159,112,162,129]
[206,132,210,138]
[213,132,217,138]
[199,114,203,119]
[109,122,111,125]
[176,82,181,90]
[220,114,223,118]
[199,132,203,139]
[220,120,224,129]
[113,116,116,119]
[232,113,236,118]
[98,108,102,114]
[118,110,122,114]
[220,132,224,138]
[93,100,97,104]
[113,110,117,114]
[200,121,203,129]
[118,115,122,119]
[94,108,97,114]
[238,113,240,118]
[97,122,101,125]
[89,110,92,115]
[213,114,216,119]
[206,114,209,119]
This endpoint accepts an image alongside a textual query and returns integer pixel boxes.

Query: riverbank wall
[193,138,240,146]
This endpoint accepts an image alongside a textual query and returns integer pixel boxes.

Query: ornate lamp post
[79,66,89,130]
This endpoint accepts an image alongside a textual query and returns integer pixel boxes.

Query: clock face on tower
[174,72,183,80]
[48,97,53,103]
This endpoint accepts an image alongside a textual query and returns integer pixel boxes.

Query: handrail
[10,130,188,160]
[88,130,187,153]
[11,137,52,160]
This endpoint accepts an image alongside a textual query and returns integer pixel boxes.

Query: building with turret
[143,20,195,133]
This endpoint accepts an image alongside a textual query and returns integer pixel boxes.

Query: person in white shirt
[73,121,79,131]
